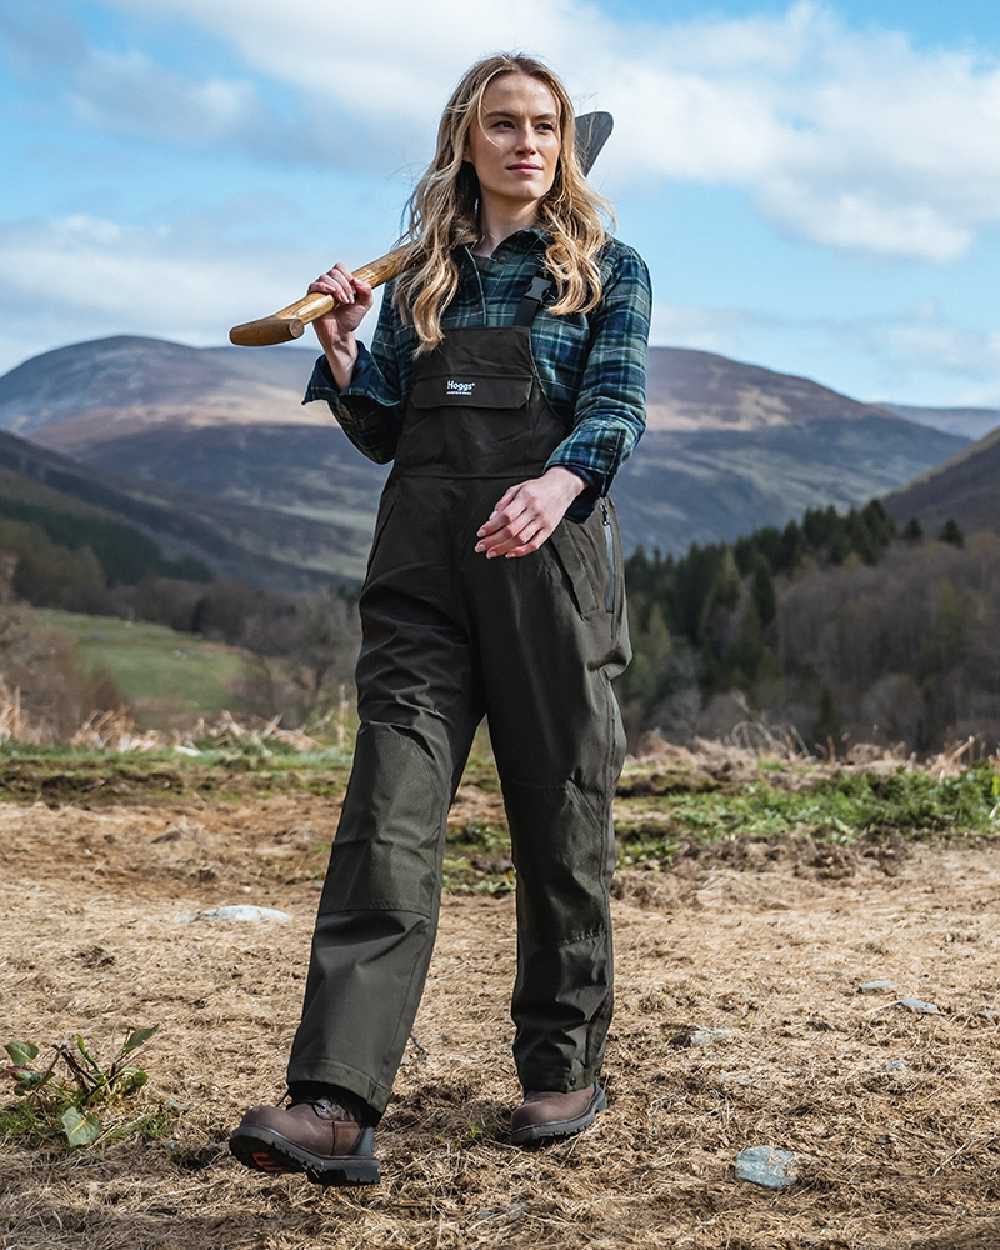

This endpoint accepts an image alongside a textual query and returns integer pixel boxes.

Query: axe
[229,111,613,347]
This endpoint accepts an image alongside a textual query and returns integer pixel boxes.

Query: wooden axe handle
[229,248,406,346]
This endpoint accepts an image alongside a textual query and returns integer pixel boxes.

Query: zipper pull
[600,499,614,614]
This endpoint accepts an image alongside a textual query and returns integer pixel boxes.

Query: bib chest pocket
[404,372,537,448]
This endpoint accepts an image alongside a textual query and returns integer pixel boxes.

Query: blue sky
[4,1,1000,406]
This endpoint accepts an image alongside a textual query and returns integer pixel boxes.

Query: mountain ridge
[0,334,971,579]
[1,334,928,445]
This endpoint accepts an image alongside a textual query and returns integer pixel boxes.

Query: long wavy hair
[390,52,617,355]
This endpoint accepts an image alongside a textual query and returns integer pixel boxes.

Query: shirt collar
[455,223,551,262]
[505,223,551,249]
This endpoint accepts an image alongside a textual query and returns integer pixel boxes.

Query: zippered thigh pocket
[545,513,607,620]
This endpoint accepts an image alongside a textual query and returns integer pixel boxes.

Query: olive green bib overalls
[286,266,632,1119]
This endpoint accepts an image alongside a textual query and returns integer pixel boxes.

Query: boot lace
[275,1087,356,1120]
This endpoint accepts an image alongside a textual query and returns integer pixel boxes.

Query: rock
[192,905,291,924]
[858,979,897,994]
[976,1008,998,1022]
[735,1145,799,1189]
[896,997,939,1015]
[669,1025,736,1048]
[884,1059,908,1072]
[689,1027,735,1046]
[471,1202,527,1227]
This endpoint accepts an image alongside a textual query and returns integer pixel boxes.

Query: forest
[620,501,997,752]
[2,489,995,753]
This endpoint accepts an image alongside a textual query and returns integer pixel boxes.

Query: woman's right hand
[307,262,374,350]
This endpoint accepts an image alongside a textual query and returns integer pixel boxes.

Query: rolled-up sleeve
[543,245,652,522]
[301,278,404,464]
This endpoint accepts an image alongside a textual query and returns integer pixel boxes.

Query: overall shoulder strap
[513,269,553,327]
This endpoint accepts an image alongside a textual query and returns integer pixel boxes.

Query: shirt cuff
[564,465,601,488]
[302,342,379,405]
[557,465,602,524]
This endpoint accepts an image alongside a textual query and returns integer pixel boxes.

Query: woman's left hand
[474,468,587,558]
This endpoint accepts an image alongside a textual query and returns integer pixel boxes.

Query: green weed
[2,1024,174,1150]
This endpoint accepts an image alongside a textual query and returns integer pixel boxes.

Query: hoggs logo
[445,379,475,395]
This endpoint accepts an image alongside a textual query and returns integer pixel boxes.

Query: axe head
[574,110,614,177]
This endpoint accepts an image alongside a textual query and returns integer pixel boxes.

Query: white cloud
[2,211,997,409]
[649,301,781,355]
[757,181,972,262]
[0,215,274,327]
[70,48,258,144]
[88,0,1000,262]
[0,213,384,370]
[649,295,1000,401]
[877,320,1000,377]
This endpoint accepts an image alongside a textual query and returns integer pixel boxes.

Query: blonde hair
[390,52,617,355]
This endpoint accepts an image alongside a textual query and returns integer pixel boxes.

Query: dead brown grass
[2,771,999,1249]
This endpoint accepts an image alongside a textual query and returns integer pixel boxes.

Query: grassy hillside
[877,402,1000,440]
[0,429,344,591]
[31,608,254,726]
[619,417,965,554]
[64,422,388,579]
[883,425,1000,537]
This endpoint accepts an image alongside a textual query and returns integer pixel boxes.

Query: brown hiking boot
[229,1089,380,1186]
[510,1082,607,1146]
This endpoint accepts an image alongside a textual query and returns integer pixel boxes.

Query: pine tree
[750,556,777,627]
[729,598,764,686]
[846,507,879,565]
[903,517,923,542]
[862,498,895,546]
[813,686,841,752]
[777,520,804,574]
[802,506,829,550]
[939,518,964,547]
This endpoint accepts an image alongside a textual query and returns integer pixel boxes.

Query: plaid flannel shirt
[302,224,652,523]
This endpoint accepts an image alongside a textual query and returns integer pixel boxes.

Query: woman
[230,51,651,1187]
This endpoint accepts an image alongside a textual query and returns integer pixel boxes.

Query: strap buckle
[513,274,553,326]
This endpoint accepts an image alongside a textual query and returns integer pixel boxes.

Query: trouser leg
[286,477,483,1117]
[464,487,630,1092]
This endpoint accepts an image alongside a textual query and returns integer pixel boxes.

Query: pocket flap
[408,373,532,410]
[546,520,600,618]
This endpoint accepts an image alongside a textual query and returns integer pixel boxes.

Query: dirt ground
[2,778,999,1250]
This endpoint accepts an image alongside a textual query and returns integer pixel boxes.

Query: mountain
[2,335,924,444]
[874,402,1000,442]
[0,335,326,448]
[882,426,1000,537]
[645,347,904,431]
[0,428,359,590]
[0,335,970,572]
[618,417,964,555]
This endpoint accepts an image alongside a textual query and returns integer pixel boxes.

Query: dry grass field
[2,739,998,1249]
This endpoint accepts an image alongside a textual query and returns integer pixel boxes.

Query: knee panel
[320,722,448,918]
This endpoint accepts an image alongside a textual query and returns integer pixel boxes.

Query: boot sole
[229,1124,380,1186]
[509,1084,608,1147]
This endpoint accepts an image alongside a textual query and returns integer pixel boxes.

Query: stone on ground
[858,979,897,994]
[191,904,291,924]
[735,1145,800,1189]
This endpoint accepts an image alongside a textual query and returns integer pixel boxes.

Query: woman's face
[462,72,562,210]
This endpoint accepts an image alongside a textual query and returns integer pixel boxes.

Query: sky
[5,0,1000,406]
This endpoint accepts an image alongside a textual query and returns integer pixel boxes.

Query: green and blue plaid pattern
[302,224,652,523]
